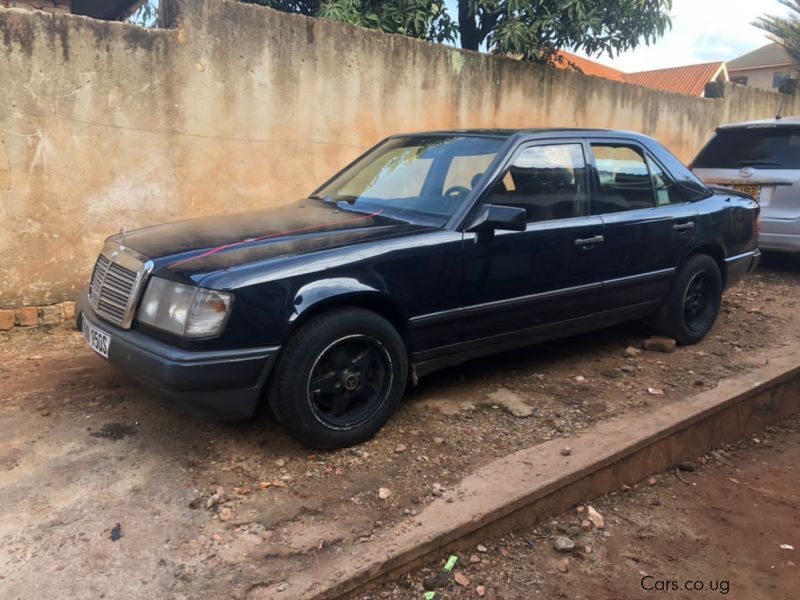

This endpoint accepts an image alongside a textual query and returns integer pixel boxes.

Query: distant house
[727,43,799,91]
[624,62,729,97]
[556,51,628,84]
[1,0,145,20]
[556,51,729,98]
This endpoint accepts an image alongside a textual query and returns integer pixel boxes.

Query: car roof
[392,128,656,142]
[717,116,800,130]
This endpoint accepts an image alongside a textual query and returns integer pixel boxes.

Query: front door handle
[673,221,696,231]
[575,235,604,247]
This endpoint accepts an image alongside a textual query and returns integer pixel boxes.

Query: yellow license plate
[732,185,761,201]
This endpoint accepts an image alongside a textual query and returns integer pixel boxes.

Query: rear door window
[694,128,800,169]
[590,144,655,213]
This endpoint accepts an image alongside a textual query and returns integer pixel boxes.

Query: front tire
[655,254,723,345]
[268,308,407,449]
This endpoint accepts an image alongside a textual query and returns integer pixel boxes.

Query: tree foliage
[246,0,672,61]
[245,1,458,43]
[131,0,672,61]
[754,0,800,64]
[130,0,159,27]
[464,0,672,61]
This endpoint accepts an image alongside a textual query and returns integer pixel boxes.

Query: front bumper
[77,294,279,419]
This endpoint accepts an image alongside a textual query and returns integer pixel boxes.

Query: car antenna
[776,78,798,119]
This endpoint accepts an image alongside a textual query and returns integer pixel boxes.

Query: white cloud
[586,0,791,72]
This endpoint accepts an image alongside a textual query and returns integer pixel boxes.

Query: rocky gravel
[0,254,798,598]
[362,415,800,600]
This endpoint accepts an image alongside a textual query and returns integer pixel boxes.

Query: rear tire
[654,254,723,345]
[268,308,407,449]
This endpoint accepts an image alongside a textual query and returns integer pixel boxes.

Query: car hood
[112,200,432,275]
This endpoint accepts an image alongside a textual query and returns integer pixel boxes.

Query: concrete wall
[5,0,70,15]
[2,0,799,307]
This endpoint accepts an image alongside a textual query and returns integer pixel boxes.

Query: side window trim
[645,152,690,205]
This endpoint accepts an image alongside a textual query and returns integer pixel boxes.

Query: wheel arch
[263,284,410,423]
[287,287,409,347]
[683,244,727,287]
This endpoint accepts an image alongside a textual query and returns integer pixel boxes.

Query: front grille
[88,246,149,328]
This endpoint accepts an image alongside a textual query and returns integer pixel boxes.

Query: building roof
[718,116,800,130]
[555,51,627,83]
[553,52,728,97]
[625,62,728,97]
[727,43,794,72]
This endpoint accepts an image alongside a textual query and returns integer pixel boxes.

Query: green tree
[246,1,458,43]
[246,0,672,61]
[754,0,800,64]
[130,0,159,27]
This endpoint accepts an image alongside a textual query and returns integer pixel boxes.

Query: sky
[445,0,790,72]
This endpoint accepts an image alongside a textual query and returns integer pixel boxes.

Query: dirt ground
[1,254,799,599]
[364,416,800,600]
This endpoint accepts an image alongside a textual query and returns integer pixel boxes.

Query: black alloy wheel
[307,335,393,430]
[654,253,722,345]
[682,271,716,333]
[268,308,407,449]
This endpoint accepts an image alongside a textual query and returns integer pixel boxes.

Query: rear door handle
[574,235,604,247]
[673,221,696,231]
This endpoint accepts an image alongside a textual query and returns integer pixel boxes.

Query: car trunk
[692,126,800,220]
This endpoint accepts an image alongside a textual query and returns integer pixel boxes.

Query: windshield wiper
[736,160,781,167]
[307,194,337,204]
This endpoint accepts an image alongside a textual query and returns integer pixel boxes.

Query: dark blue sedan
[78,129,760,448]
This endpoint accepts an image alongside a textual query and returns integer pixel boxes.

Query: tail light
[687,160,695,170]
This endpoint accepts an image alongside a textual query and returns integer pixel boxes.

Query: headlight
[137,278,233,338]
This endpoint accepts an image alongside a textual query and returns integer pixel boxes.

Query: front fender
[290,277,386,322]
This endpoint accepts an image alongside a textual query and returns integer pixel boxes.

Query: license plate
[732,185,761,201]
[83,319,111,358]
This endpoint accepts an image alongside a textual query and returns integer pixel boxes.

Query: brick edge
[0,302,77,332]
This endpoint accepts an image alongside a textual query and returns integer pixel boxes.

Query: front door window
[486,143,588,223]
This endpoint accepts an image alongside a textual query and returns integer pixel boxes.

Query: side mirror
[466,204,527,233]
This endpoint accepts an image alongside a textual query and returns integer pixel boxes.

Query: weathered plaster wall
[1,0,798,306]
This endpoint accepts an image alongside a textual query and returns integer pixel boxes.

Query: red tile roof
[624,62,728,97]
[555,51,627,83]
[554,52,728,97]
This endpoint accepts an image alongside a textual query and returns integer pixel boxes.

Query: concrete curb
[287,344,800,600]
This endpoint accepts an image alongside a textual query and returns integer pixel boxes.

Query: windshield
[314,135,507,224]
[694,127,800,170]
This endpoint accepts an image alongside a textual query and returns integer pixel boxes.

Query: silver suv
[692,118,799,254]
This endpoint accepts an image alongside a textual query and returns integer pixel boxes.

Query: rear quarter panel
[693,191,759,261]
